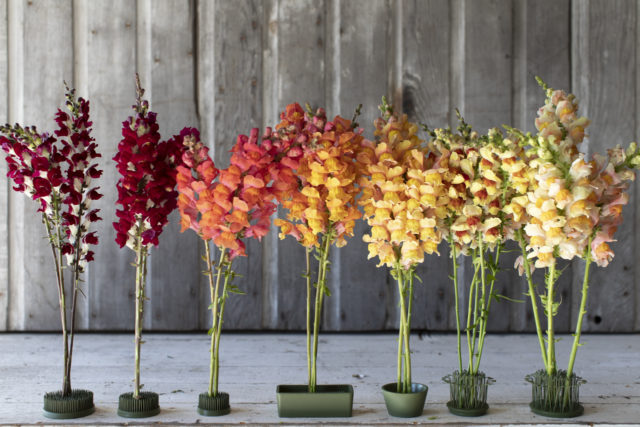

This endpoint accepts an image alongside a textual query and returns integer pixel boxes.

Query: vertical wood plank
[457,0,518,333]
[8,0,73,330]
[0,0,8,330]
[512,0,572,333]
[322,0,391,331]
[85,0,137,330]
[146,0,200,330]
[402,0,453,331]
[636,0,640,333]
[196,0,214,331]
[572,0,636,333]
[6,0,23,330]
[206,0,264,330]
[263,0,327,330]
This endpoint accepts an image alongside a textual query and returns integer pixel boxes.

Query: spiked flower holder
[443,371,494,416]
[198,392,231,416]
[525,370,585,418]
[43,390,94,419]
[117,392,160,418]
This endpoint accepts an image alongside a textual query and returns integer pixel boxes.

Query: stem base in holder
[117,391,160,418]
[443,370,494,416]
[381,382,428,418]
[197,392,230,416]
[525,369,585,418]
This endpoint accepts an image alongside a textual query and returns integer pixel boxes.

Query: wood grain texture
[2,1,640,332]
[208,0,265,330]
[84,0,137,330]
[1,333,640,423]
[456,0,518,334]
[8,0,73,331]
[266,0,327,330]
[636,0,640,333]
[324,0,391,331]
[0,0,8,330]
[146,0,200,330]
[572,0,637,333]
[511,0,572,333]
[402,0,453,332]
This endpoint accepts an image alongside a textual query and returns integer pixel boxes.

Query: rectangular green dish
[276,384,354,417]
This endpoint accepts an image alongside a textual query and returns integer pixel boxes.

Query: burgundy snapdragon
[113,80,184,249]
[0,85,103,397]
[54,87,103,270]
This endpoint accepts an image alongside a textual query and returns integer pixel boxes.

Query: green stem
[305,246,312,389]
[567,236,593,377]
[397,268,409,392]
[395,262,404,392]
[470,247,481,369]
[207,244,226,397]
[404,270,414,391]
[465,252,480,372]
[44,216,69,395]
[546,260,557,375]
[133,236,147,399]
[472,236,486,375]
[65,219,86,396]
[213,257,233,396]
[310,231,332,392]
[517,228,547,368]
[448,233,463,373]
[474,243,501,374]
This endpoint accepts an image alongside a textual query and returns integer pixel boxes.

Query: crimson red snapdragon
[112,91,183,249]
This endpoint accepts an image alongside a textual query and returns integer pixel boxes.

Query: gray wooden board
[207,0,265,330]
[456,0,521,335]
[12,0,73,331]
[402,0,454,332]
[146,0,201,330]
[268,0,327,330]
[637,0,640,333]
[511,0,572,333]
[0,0,8,330]
[0,333,639,424]
[84,0,138,330]
[327,0,391,331]
[572,0,636,333]
[2,1,640,333]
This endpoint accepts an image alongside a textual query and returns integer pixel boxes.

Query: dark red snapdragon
[113,80,184,250]
[0,86,103,271]
[53,87,103,270]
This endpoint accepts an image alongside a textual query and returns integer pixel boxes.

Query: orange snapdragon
[271,102,367,392]
[273,104,365,248]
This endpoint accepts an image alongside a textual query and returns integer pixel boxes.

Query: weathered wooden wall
[0,0,638,332]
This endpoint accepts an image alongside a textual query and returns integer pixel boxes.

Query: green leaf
[228,284,246,295]
[207,328,214,336]
[323,285,331,297]
[492,293,524,304]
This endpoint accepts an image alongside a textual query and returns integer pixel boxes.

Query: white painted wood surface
[0,0,639,332]
[0,333,638,424]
